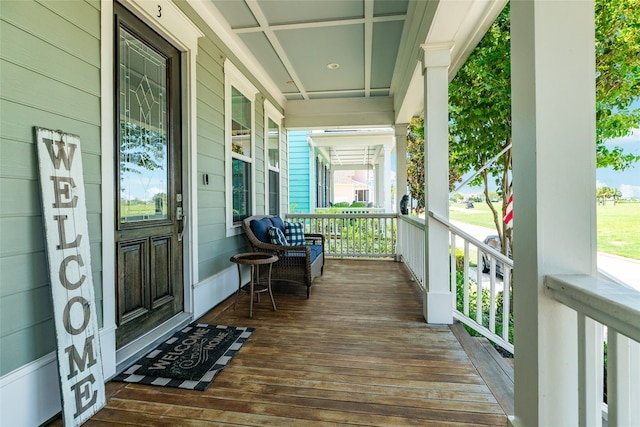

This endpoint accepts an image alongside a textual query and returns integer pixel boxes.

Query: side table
[230,252,278,318]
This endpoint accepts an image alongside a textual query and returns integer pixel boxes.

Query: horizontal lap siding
[0,0,101,376]
[182,4,288,281]
[287,131,311,213]
[180,5,283,282]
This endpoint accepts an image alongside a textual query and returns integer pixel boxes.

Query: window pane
[269,170,279,216]
[268,118,279,169]
[232,87,251,157]
[118,26,168,223]
[232,158,251,222]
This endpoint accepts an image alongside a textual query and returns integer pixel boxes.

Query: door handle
[178,214,187,242]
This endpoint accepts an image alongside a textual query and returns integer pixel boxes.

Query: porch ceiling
[211,0,408,101]
[310,129,394,168]
[199,0,506,128]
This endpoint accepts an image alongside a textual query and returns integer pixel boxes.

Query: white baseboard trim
[193,264,244,319]
[0,352,60,427]
[1,266,242,426]
[0,325,117,426]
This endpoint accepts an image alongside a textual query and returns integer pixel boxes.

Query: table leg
[267,262,277,311]
[255,264,261,303]
[249,265,254,318]
[233,263,242,310]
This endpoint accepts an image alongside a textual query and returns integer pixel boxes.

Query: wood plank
[47,260,509,426]
[450,322,515,417]
[478,337,515,384]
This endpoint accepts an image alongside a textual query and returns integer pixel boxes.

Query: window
[225,60,257,234]
[355,189,370,202]
[264,101,283,216]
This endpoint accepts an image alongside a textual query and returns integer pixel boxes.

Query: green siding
[0,0,289,377]
[178,2,286,282]
[0,0,102,376]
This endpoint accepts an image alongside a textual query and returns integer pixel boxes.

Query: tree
[406,117,425,209]
[595,0,640,170]
[406,0,640,255]
[407,117,462,210]
[597,186,623,205]
[448,4,513,255]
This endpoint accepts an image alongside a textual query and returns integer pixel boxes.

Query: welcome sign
[35,127,105,426]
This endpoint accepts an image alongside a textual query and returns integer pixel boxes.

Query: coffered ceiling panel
[210,0,408,102]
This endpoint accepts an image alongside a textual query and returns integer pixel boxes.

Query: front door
[115,4,184,348]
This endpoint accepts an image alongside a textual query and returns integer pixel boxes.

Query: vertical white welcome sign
[35,128,105,426]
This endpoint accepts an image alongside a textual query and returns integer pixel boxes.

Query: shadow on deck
[50,259,512,426]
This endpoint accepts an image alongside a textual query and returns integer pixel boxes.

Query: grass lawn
[449,201,640,260]
[596,202,640,260]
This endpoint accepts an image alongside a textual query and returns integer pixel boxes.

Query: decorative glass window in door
[118,27,168,222]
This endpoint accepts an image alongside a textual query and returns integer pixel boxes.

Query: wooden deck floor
[50,259,508,426]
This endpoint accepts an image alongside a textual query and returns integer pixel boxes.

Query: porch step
[451,321,514,417]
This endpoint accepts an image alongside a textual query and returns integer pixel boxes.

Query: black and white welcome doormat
[113,323,254,391]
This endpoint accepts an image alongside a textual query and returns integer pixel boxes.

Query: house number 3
[157,5,162,18]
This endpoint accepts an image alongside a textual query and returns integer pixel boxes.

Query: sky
[454,131,640,197]
[596,128,640,199]
[453,110,640,198]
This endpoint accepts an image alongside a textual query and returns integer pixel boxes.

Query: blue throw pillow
[268,226,288,246]
[250,218,273,243]
[270,216,285,232]
[285,222,305,246]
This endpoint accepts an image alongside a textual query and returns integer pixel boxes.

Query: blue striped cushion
[285,222,305,246]
[268,226,288,246]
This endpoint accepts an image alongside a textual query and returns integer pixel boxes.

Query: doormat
[113,323,254,391]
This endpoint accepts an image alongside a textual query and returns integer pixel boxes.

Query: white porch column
[511,1,596,426]
[422,43,453,324]
[374,164,382,207]
[395,123,408,213]
[382,144,392,212]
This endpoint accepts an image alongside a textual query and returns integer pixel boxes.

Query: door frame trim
[101,0,202,377]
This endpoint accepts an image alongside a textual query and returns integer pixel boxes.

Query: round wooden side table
[230,252,278,318]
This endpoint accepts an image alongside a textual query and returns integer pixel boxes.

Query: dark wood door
[115,4,184,348]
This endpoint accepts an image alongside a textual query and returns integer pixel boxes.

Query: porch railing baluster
[287,213,397,258]
[463,241,470,317]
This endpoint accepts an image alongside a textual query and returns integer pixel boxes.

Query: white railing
[399,213,514,353]
[286,213,397,258]
[315,207,386,214]
[545,275,640,425]
[397,215,426,289]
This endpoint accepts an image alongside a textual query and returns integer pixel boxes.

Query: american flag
[503,193,513,229]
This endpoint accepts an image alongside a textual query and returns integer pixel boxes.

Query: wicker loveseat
[241,215,324,298]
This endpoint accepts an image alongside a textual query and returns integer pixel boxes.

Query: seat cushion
[250,217,273,243]
[269,216,285,232]
[268,226,288,246]
[281,244,322,263]
[307,244,323,263]
[285,221,305,246]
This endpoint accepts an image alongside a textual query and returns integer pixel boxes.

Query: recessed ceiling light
[327,63,340,70]
[286,80,295,85]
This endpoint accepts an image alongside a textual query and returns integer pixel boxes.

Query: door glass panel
[119,27,168,223]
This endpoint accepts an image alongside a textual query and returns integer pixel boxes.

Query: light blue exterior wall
[287,130,311,213]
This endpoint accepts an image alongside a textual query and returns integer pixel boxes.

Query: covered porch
[48,259,512,426]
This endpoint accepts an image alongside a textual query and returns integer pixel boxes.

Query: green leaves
[595,0,640,169]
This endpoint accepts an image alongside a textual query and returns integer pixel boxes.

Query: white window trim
[264,100,284,216]
[225,59,258,236]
